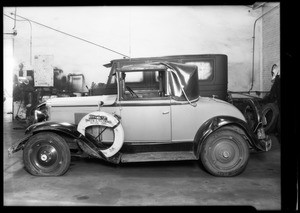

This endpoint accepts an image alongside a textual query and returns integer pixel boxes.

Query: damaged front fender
[25,121,81,136]
[8,134,32,157]
[8,121,81,157]
[8,114,125,163]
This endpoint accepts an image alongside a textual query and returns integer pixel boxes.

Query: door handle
[162,111,170,115]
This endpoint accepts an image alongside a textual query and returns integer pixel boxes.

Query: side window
[125,72,144,83]
[121,71,167,100]
[185,61,213,81]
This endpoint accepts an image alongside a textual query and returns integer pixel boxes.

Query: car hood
[46,94,117,107]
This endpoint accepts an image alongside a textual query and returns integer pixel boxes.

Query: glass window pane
[125,72,144,82]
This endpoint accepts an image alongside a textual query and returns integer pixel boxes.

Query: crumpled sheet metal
[164,62,199,101]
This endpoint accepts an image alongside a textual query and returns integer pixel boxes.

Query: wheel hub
[39,148,54,162]
[31,142,59,170]
[222,150,230,158]
[40,154,48,161]
[210,138,240,167]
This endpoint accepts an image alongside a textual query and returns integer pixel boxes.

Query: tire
[262,103,279,133]
[23,132,71,176]
[200,128,249,177]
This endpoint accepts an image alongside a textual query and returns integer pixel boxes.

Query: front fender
[25,121,81,137]
[8,121,81,156]
[193,116,269,157]
[8,134,32,157]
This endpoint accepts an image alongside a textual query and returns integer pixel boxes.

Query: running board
[120,151,197,163]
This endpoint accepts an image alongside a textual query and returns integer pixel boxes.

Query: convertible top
[103,54,227,68]
[165,62,199,101]
[117,63,167,72]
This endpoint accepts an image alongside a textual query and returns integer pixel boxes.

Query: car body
[100,54,263,132]
[8,60,272,177]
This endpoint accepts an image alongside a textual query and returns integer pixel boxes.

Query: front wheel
[200,128,249,177]
[23,132,71,176]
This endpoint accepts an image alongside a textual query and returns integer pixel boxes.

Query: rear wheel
[23,132,71,176]
[200,128,249,177]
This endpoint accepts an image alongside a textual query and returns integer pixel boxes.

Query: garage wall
[261,3,280,93]
[4,6,264,93]
[3,36,14,112]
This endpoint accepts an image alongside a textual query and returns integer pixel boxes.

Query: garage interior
[2,3,295,210]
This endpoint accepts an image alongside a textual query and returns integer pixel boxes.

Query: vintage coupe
[8,62,272,177]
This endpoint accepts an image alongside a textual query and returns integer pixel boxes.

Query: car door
[119,98,171,143]
[116,66,172,143]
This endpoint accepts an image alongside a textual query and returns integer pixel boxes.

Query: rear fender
[193,116,268,157]
[231,97,264,131]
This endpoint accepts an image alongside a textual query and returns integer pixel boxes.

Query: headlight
[34,104,49,123]
[34,110,46,122]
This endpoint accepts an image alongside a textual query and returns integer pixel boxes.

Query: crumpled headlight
[34,103,49,123]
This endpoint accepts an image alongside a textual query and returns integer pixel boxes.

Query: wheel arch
[31,129,80,150]
[25,121,81,137]
[193,116,256,158]
[15,122,82,153]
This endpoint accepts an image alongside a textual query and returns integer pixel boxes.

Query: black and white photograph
[3,3,294,210]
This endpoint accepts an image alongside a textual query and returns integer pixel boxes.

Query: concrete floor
[3,104,281,209]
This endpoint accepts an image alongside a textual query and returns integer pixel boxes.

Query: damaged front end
[8,134,32,157]
[7,122,120,164]
[8,111,125,166]
[7,121,82,157]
